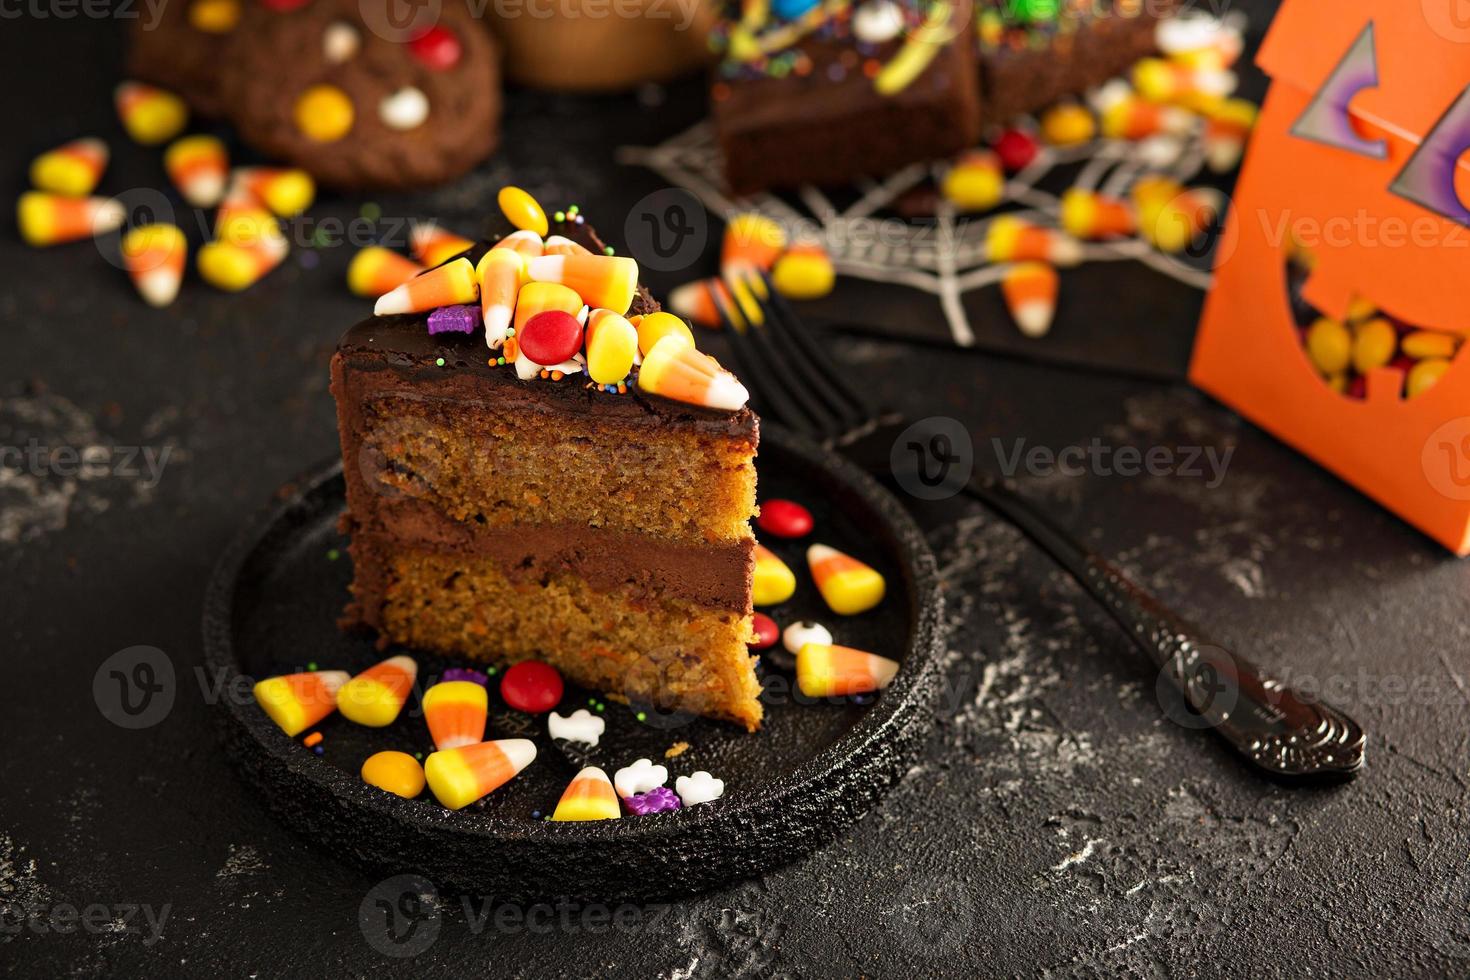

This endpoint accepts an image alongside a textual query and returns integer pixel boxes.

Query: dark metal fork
[712,269,1366,780]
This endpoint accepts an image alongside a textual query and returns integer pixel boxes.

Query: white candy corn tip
[314,670,352,699]
[183,173,226,209]
[574,765,613,786]
[93,199,126,234]
[496,738,538,774]
[484,309,512,347]
[806,543,839,566]
[1014,302,1053,338]
[705,371,750,412]
[548,708,605,746]
[675,771,725,807]
[136,269,183,308]
[514,354,544,380]
[526,254,566,282]
[613,758,668,798]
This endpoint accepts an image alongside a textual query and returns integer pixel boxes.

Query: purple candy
[624,786,681,815]
[440,667,488,687]
[427,304,478,335]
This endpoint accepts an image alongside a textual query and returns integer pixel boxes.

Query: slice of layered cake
[331,193,764,729]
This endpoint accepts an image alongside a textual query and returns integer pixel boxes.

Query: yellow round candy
[498,186,549,237]
[189,0,240,33]
[294,85,354,143]
[1040,103,1096,147]
[772,249,835,300]
[635,310,695,356]
[941,160,1003,212]
[361,750,426,799]
[123,92,188,145]
[1351,317,1397,375]
[1345,295,1377,324]
[1407,358,1451,399]
[1306,317,1351,376]
[197,242,257,291]
[1401,330,1459,361]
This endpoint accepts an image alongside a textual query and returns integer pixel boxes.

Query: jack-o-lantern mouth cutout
[1284,245,1465,402]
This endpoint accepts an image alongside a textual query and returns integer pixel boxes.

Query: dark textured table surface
[7,5,1470,977]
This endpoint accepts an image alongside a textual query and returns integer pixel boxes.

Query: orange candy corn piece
[551,766,621,821]
[492,229,545,259]
[477,247,527,346]
[231,167,315,217]
[122,224,187,308]
[1059,188,1135,240]
[720,213,785,275]
[164,135,228,208]
[337,654,418,727]
[30,138,108,197]
[348,246,423,298]
[115,81,188,145]
[796,643,899,698]
[424,738,537,810]
[807,543,886,615]
[374,256,478,316]
[543,234,591,257]
[985,216,1081,267]
[1001,262,1059,339]
[253,670,350,736]
[422,680,488,751]
[197,234,287,292]
[526,253,638,313]
[410,220,475,267]
[637,333,749,411]
[17,192,124,247]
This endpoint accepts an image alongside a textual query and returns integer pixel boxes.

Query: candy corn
[796,643,899,698]
[752,543,796,606]
[668,276,763,330]
[550,766,621,821]
[634,310,695,356]
[253,670,350,737]
[585,309,638,385]
[374,256,478,316]
[1203,98,1256,173]
[497,185,548,237]
[336,654,417,727]
[162,135,227,207]
[1059,188,1135,240]
[638,333,749,410]
[477,246,526,347]
[941,150,1004,212]
[1100,95,1192,141]
[1132,58,1235,109]
[512,280,582,333]
[543,234,591,257]
[807,543,885,615]
[424,738,537,811]
[231,167,315,217]
[771,243,835,300]
[30,138,108,197]
[410,220,475,267]
[1138,186,1221,254]
[493,229,545,259]
[422,680,488,751]
[527,253,638,314]
[348,246,423,297]
[721,212,785,274]
[17,192,124,247]
[1001,262,1058,339]
[122,224,187,308]
[985,216,1081,267]
[197,208,288,292]
[115,81,188,145]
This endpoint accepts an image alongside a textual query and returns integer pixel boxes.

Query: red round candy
[518,311,583,366]
[500,660,563,714]
[749,613,779,650]
[993,129,1039,173]
[757,499,814,538]
[408,25,462,71]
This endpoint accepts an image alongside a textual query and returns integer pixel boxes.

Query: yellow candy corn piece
[985,216,1081,267]
[476,247,526,347]
[17,192,125,247]
[1059,188,1135,240]
[493,229,545,259]
[721,212,785,275]
[410,220,475,268]
[115,81,188,145]
[752,543,797,606]
[526,253,638,314]
[638,333,749,410]
[348,246,423,298]
[497,185,548,237]
[512,280,583,332]
[164,135,228,208]
[232,167,315,218]
[807,543,885,615]
[30,138,108,197]
[771,243,835,300]
[425,738,537,811]
[122,224,187,308]
[197,235,287,292]
[1001,262,1058,339]
[585,309,638,385]
[253,670,350,736]
[422,680,488,751]
[551,766,621,821]
[337,654,418,727]
[796,643,899,698]
[374,257,478,316]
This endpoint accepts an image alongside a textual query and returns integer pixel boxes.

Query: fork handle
[965,476,1366,778]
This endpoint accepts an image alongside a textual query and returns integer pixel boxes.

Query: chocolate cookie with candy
[218,0,501,190]
[126,0,246,116]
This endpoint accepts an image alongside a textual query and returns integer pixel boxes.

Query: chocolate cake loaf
[332,202,764,729]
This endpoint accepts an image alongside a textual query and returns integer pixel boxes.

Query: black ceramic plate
[203,427,944,902]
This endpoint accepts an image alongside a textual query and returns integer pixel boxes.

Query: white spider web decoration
[618,103,1223,348]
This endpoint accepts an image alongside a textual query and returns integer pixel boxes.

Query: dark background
[8,2,1470,976]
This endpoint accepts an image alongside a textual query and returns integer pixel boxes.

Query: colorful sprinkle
[427,304,478,335]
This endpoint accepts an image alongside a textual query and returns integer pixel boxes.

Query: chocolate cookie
[126,0,244,116]
[219,0,501,190]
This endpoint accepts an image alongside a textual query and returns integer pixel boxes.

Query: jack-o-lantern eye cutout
[1290,22,1387,160]
[1389,85,1470,227]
